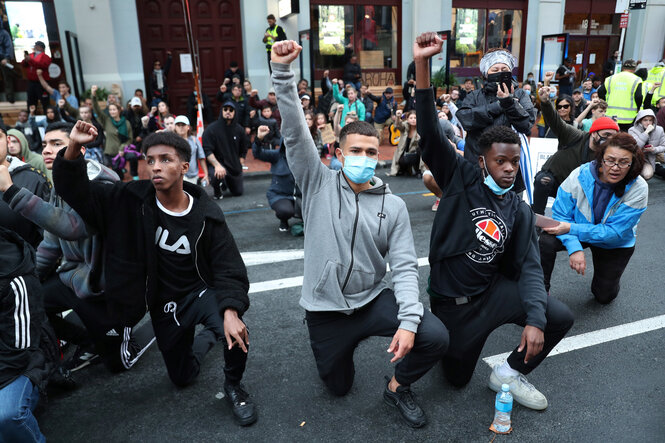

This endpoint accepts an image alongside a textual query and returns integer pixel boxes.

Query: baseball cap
[573,88,583,94]
[384,87,394,94]
[589,117,620,133]
[300,94,310,101]
[34,41,46,49]
[268,87,276,95]
[174,115,190,125]
[130,97,142,107]
[222,100,236,110]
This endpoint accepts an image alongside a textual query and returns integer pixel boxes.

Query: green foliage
[431,68,458,89]
[83,87,109,101]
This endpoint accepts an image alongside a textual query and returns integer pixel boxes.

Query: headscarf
[479,50,517,78]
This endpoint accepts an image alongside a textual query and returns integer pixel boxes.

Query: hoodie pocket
[312,260,376,309]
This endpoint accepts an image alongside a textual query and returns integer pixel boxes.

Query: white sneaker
[489,366,548,410]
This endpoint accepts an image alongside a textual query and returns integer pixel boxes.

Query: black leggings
[125,152,140,177]
[539,232,635,304]
[271,198,295,222]
[531,170,560,215]
[398,151,421,175]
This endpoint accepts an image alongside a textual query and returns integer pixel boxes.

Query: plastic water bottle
[492,383,513,433]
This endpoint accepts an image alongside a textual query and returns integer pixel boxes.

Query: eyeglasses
[556,104,571,109]
[222,107,235,112]
[602,158,632,169]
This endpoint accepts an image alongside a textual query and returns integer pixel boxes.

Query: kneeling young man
[414,32,574,410]
[271,40,448,428]
[52,123,257,426]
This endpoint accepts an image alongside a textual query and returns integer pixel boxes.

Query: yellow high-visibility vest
[644,66,665,106]
[265,26,279,52]
[604,71,642,124]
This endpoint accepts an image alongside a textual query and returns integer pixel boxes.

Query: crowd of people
[0,25,664,439]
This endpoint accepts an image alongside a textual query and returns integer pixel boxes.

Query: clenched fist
[270,40,302,65]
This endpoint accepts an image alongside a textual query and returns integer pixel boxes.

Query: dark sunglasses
[222,107,235,112]
[557,104,571,109]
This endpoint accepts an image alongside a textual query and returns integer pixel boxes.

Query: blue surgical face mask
[341,153,377,184]
[481,156,514,195]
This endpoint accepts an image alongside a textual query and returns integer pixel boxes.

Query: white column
[523,0,565,80]
[623,0,665,67]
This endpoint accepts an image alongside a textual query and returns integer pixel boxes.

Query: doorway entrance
[568,35,618,83]
[135,0,244,116]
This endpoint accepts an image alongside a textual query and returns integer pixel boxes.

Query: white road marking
[482,314,665,368]
[242,249,305,266]
[248,256,431,293]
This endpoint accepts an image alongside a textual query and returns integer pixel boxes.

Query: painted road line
[249,256,431,293]
[249,276,304,294]
[422,192,434,196]
[482,314,665,368]
[242,250,305,266]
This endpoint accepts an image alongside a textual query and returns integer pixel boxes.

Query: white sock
[496,361,519,378]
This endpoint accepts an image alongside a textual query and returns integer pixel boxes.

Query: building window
[451,8,522,69]
[311,4,398,71]
[6,1,52,60]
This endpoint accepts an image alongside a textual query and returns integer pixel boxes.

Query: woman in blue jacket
[539,133,648,304]
[252,125,301,232]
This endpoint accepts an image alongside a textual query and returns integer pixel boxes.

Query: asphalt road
[38,171,665,442]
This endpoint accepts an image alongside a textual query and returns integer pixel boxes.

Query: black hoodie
[52,151,250,327]
[0,226,50,391]
[201,114,249,176]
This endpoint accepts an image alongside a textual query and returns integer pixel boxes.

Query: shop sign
[629,0,646,9]
[619,13,629,28]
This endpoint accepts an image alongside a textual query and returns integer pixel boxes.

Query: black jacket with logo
[52,152,250,327]
[416,88,547,330]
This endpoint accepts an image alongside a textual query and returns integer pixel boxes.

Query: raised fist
[71,120,98,146]
[150,106,157,115]
[270,40,302,65]
[251,89,258,97]
[29,105,36,114]
[257,125,270,139]
[36,68,43,76]
[544,71,554,82]
[413,32,444,60]
[58,99,66,108]
[323,70,329,78]
[538,86,551,102]
[91,85,98,96]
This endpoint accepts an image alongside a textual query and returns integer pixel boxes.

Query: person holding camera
[456,49,535,167]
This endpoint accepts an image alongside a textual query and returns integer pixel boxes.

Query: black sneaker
[279,220,289,232]
[383,376,426,428]
[64,346,100,372]
[223,382,257,426]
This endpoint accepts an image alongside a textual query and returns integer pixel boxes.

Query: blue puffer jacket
[252,140,300,206]
[552,162,648,254]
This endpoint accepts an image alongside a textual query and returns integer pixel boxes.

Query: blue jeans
[0,376,45,443]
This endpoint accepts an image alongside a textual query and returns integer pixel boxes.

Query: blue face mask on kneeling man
[481,156,514,195]
[341,154,378,184]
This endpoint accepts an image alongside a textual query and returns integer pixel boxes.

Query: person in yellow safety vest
[643,62,665,109]
[263,14,287,74]
[598,59,644,131]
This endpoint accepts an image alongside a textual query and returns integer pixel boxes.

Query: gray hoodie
[628,109,665,168]
[272,62,423,332]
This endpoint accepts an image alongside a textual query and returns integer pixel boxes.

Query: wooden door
[135,0,243,116]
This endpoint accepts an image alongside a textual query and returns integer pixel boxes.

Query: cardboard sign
[320,124,336,145]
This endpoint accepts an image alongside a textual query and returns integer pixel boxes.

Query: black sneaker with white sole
[383,376,427,428]
[64,346,100,372]
[279,220,289,232]
[224,382,257,426]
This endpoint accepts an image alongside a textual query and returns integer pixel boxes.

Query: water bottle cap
[501,384,510,392]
